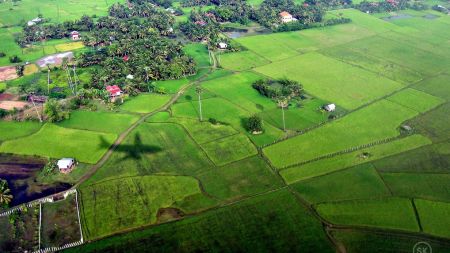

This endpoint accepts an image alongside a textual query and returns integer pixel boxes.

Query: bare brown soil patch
[0,100,29,110]
[0,66,18,82]
[156,207,185,223]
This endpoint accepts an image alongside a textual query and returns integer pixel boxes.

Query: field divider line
[38,202,42,251]
[75,189,84,243]
[411,198,424,232]
[278,135,404,171]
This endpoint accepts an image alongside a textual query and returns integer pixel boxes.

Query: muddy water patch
[0,155,71,206]
[382,14,413,21]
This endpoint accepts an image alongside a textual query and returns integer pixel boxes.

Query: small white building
[279,11,296,23]
[71,31,80,40]
[218,42,228,49]
[324,104,336,112]
[57,158,75,174]
[27,17,42,26]
[126,74,134,80]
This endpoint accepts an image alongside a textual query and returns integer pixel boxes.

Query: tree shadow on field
[99,133,162,161]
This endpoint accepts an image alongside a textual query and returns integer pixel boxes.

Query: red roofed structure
[106,85,123,97]
[123,55,129,62]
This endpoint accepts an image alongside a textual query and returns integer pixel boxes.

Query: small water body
[381,14,413,21]
[223,27,271,39]
[423,14,439,20]
[0,156,72,206]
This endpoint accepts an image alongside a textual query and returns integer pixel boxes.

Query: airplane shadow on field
[99,133,162,161]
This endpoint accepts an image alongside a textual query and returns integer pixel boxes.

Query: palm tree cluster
[75,2,196,92]
[179,9,222,43]
[16,15,94,46]
[0,179,13,207]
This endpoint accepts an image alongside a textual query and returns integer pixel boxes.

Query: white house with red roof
[279,11,296,23]
[71,31,80,40]
[106,85,123,97]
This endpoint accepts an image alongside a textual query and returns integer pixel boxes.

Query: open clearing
[264,99,420,168]
[121,94,171,113]
[219,50,270,71]
[0,121,42,141]
[292,164,390,203]
[415,199,450,238]
[316,198,419,231]
[280,134,431,183]
[81,175,208,239]
[201,134,258,166]
[58,110,140,134]
[0,123,116,163]
[254,52,404,110]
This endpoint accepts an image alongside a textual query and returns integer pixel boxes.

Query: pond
[0,155,72,207]
[381,14,413,21]
[223,26,271,39]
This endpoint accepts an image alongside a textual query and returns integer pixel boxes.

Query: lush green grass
[0,123,116,163]
[235,34,302,61]
[316,198,420,231]
[264,99,419,168]
[169,117,238,144]
[415,199,450,238]
[409,103,450,142]
[0,28,85,66]
[58,110,139,134]
[414,74,450,101]
[81,175,211,239]
[280,135,431,183]
[219,50,270,71]
[201,134,258,166]
[259,97,330,131]
[145,111,171,123]
[341,35,450,76]
[331,229,450,253]
[201,68,233,81]
[0,82,6,92]
[84,123,213,183]
[154,78,189,94]
[0,120,42,141]
[201,71,277,113]
[254,52,404,110]
[183,43,210,68]
[382,173,450,201]
[0,0,124,25]
[197,156,283,200]
[67,190,334,253]
[172,97,284,146]
[292,164,390,203]
[373,143,450,173]
[320,45,422,84]
[386,88,444,113]
[121,94,171,113]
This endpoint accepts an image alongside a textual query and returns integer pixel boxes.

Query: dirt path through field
[74,51,218,187]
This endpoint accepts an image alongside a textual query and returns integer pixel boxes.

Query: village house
[27,17,42,26]
[218,42,228,49]
[324,103,336,112]
[57,158,76,174]
[106,85,123,98]
[70,31,80,40]
[279,11,296,23]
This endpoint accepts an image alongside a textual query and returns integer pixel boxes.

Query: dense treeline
[356,0,427,13]
[16,15,94,46]
[277,17,351,32]
[78,3,195,92]
[252,79,303,99]
[179,10,222,43]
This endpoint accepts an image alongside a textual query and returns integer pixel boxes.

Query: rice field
[263,99,420,168]
[316,198,420,231]
[0,123,116,163]
[121,94,171,113]
[254,52,404,110]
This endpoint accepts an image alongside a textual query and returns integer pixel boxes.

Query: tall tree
[277,96,289,132]
[0,179,13,207]
[196,86,204,121]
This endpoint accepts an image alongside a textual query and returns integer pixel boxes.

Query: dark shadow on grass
[99,133,162,161]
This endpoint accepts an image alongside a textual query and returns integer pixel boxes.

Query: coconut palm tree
[196,86,204,121]
[278,96,289,132]
[0,180,13,206]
